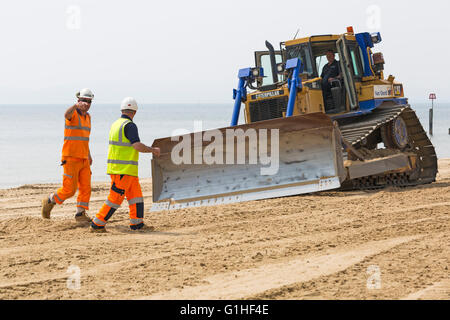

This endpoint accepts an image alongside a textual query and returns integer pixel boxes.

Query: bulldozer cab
[254,35,364,115]
[285,36,363,114]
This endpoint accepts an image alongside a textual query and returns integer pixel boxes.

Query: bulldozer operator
[320,50,341,100]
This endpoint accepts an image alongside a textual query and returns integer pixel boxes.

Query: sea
[1,102,449,189]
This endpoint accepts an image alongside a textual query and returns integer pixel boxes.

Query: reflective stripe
[77,114,90,131]
[109,140,132,147]
[105,199,120,209]
[64,136,89,141]
[92,217,106,226]
[128,197,144,205]
[118,120,129,143]
[65,114,91,131]
[77,202,89,207]
[130,218,143,225]
[54,193,63,203]
[64,173,73,179]
[65,125,91,131]
[108,121,132,146]
[107,159,138,166]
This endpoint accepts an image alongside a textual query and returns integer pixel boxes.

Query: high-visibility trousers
[92,174,144,229]
[54,157,91,210]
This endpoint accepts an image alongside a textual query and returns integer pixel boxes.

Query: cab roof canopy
[285,34,357,47]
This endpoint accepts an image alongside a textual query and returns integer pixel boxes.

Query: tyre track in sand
[140,236,421,299]
[401,279,450,300]
[1,213,445,291]
[0,161,449,299]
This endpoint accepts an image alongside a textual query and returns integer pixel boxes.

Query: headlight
[250,67,264,78]
[252,68,264,78]
[371,32,382,44]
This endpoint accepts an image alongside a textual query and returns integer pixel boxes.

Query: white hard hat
[120,97,138,111]
[76,88,94,100]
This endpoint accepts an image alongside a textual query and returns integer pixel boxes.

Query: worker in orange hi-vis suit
[41,88,94,224]
[90,97,160,233]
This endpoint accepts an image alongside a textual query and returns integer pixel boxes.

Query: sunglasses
[79,99,92,104]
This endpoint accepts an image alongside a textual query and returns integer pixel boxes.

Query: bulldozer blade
[150,113,345,212]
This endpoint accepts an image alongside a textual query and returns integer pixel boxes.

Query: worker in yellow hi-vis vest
[91,97,160,232]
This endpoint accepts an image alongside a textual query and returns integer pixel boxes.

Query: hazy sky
[1,0,449,104]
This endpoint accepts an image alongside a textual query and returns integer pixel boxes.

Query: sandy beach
[0,159,449,300]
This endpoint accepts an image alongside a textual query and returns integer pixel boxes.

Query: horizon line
[0,100,448,106]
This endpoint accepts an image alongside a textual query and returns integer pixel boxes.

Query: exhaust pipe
[265,40,278,84]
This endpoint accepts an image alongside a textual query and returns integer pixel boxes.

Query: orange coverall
[53,111,91,211]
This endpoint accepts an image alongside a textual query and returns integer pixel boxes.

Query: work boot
[131,223,155,232]
[89,225,107,233]
[41,197,55,219]
[75,211,91,224]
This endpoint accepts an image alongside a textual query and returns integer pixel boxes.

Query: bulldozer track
[339,105,408,145]
[338,104,438,190]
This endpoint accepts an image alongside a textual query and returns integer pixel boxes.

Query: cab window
[260,54,283,86]
[358,47,366,75]
[285,44,314,76]
[315,54,339,76]
[348,46,363,79]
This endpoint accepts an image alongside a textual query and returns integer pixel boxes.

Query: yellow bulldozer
[150,26,437,212]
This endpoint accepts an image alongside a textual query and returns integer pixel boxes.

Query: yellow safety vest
[107,118,139,177]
